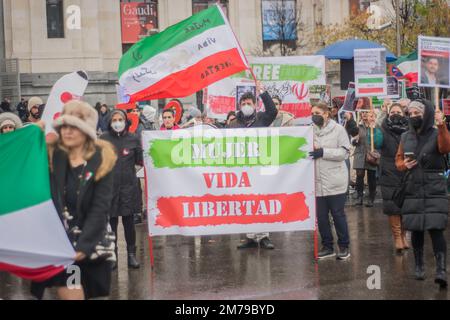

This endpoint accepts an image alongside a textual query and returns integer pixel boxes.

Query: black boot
[414,248,425,280]
[127,246,140,269]
[354,194,363,206]
[111,243,118,270]
[435,252,447,289]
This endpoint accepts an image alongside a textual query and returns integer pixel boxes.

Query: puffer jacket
[314,119,351,197]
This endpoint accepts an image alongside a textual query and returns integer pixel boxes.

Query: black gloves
[309,148,324,159]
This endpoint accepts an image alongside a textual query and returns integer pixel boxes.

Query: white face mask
[241,104,254,117]
[111,120,126,133]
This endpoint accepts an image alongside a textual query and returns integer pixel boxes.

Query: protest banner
[41,71,89,140]
[442,99,450,116]
[341,82,356,112]
[206,56,326,121]
[142,126,316,236]
[354,48,387,97]
[386,76,400,99]
[418,36,450,89]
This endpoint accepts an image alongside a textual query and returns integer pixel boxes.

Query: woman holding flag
[31,100,117,300]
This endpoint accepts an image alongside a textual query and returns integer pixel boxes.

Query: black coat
[226,91,278,128]
[400,101,448,231]
[31,139,117,300]
[100,130,143,218]
[379,118,407,215]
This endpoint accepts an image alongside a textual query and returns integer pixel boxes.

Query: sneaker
[259,237,275,250]
[365,199,374,208]
[317,246,336,259]
[337,247,351,260]
[237,238,258,249]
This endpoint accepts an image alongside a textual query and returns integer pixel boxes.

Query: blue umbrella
[316,39,397,62]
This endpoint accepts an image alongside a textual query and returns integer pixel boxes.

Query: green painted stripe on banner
[231,64,322,82]
[148,136,308,168]
[119,6,225,77]
[0,125,51,215]
[358,78,384,84]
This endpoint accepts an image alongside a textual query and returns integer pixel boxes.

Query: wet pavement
[2,198,450,300]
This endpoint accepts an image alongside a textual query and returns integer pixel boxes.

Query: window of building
[261,0,298,54]
[46,0,65,38]
[192,0,229,18]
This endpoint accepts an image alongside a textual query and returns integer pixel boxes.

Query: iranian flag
[0,125,75,282]
[395,51,418,84]
[118,5,249,103]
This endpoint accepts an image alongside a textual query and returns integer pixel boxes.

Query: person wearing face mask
[24,97,44,124]
[226,82,278,250]
[227,82,278,129]
[352,105,382,207]
[270,96,294,127]
[0,112,23,134]
[310,102,351,260]
[374,103,410,254]
[100,109,143,270]
[395,100,450,288]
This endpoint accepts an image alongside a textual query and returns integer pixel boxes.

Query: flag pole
[435,87,440,112]
[143,164,154,269]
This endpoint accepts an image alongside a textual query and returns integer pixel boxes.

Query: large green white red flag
[118,5,249,103]
[0,125,75,282]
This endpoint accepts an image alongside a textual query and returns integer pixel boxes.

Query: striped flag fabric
[118,5,249,103]
[0,125,75,282]
[395,51,418,84]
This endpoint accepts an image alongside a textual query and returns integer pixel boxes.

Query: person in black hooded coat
[375,103,409,253]
[395,99,450,288]
[100,109,142,269]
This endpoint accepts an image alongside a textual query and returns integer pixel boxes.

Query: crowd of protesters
[2,82,450,299]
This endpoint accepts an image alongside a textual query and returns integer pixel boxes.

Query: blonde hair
[57,133,96,161]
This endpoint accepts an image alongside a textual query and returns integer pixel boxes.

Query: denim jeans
[317,193,350,250]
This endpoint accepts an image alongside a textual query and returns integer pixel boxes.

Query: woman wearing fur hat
[136,105,158,136]
[396,100,450,288]
[0,112,23,134]
[100,109,142,269]
[30,100,117,300]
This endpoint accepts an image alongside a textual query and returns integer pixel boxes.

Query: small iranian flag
[0,125,75,282]
[118,5,249,103]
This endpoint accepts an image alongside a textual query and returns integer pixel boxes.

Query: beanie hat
[142,105,156,122]
[52,100,98,140]
[0,112,23,130]
[187,107,202,119]
[407,100,425,114]
[28,97,43,112]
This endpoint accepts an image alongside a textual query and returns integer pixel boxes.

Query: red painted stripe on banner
[129,48,248,102]
[0,262,65,282]
[155,192,310,228]
[358,88,385,94]
[421,50,450,58]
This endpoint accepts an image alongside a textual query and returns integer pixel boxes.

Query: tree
[317,0,450,56]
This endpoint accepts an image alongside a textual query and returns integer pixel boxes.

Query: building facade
[1,0,353,108]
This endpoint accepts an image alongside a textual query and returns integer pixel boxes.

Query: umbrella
[316,39,397,62]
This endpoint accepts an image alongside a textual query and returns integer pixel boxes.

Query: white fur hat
[52,100,98,140]
[0,112,23,130]
[28,97,43,112]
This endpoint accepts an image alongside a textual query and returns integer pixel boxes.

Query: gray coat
[353,123,377,171]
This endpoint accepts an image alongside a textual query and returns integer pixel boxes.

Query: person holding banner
[160,109,180,131]
[100,109,142,269]
[375,103,410,253]
[31,100,117,300]
[395,100,450,288]
[310,102,351,260]
[228,82,278,250]
[270,96,294,127]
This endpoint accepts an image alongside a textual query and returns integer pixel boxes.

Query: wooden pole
[370,97,374,152]
[435,87,440,111]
